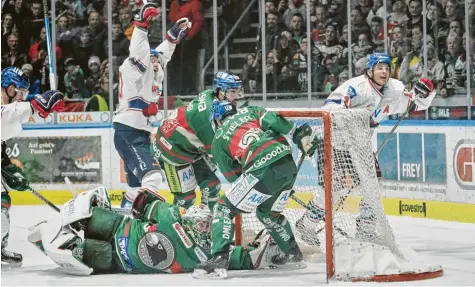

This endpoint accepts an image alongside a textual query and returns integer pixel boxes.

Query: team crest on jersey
[137,231,175,270]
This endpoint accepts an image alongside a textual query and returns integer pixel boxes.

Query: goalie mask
[182,205,212,252]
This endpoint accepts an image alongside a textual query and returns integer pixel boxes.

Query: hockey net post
[234,108,443,282]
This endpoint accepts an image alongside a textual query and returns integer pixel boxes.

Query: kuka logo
[59,113,93,123]
[453,139,475,189]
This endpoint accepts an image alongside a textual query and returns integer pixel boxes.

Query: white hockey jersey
[323,75,436,123]
[1,102,33,141]
[113,27,176,132]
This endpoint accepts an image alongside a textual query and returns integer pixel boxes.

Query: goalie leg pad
[85,207,125,242]
[82,239,119,274]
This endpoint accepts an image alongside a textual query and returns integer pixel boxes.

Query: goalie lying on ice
[26,188,282,276]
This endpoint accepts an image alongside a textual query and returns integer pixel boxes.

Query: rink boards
[4,119,475,224]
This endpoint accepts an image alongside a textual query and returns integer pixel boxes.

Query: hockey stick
[42,0,57,90]
[375,101,416,155]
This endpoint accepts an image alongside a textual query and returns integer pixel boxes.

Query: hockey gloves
[30,90,65,119]
[133,2,159,30]
[166,17,192,44]
[2,164,29,191]
[293,124,319,157]
[142,102,159,117]
[131,188,166,219]
[413,78,434,99]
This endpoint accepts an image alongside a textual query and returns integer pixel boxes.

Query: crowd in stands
[1,0,474,112]
[242,0,474,98]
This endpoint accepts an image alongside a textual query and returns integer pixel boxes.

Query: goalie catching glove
[292,124,319,156]
[166,17,192,44]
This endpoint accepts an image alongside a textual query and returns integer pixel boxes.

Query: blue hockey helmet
[210,100,237,124]
[212,71,243,101]
[1,67,30,90]
[150,49,160,58]
[366,53,392,71]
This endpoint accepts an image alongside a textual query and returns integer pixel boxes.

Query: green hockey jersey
[152,90,216,166]
[211,106,296,182]
[112,200,253,274]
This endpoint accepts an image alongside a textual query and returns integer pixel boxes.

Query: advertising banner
[5,136,102,184]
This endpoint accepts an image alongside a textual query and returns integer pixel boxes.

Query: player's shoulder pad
[386,78,406,92]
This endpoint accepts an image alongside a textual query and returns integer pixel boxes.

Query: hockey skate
[193,249,230,279]
[1,248,22,268]
[270,240,306,268]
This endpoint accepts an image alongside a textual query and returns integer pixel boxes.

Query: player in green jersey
[193,101,321,278]
[27,187,284,276]
[126,71,244,217]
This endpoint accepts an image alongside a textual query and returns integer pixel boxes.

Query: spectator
[86,75,111,112]
[21,63,40,95]
[407,0,428,31]
[448,20,464,37]
[86,11,107,59]
[315,22,344,59]
[352,33,373,66]
[339,24,349,47]
[241,53,259,93]
[369,16,384,44]
[1,33,29,69]
[391,39,417,80]
[104,21,130,65]
[444,33,466,91]
[388,0,409,25]
[2,0,31,34]
[413,43,445,89]
[320,54,339,93]
[290,35,318,92]
[276,30,298,70]
[265,0,277,15]
[2,13,17,52]
[26,0,44,46]
[72,28,101,77]
[281,0,306,28]
[445,0,463,23]
[356,0,372,18]
[119,7,134,40]
[411,25,424,54]
[350,7,370,42]
[256,10,281,55]
[428,2,449,41]
[354,56,368,75]
[328,0,346,24]
[56,15,80,59]
[168,0,204,40]
[29,27,62,63]
[85,56,102,94]
[390,24,406,42]
[63,57,88,100]
[337,69,349,86]
[366,0,385,26]
[289,13,305,44]
[311,5,329,37]
[168,0,205,94]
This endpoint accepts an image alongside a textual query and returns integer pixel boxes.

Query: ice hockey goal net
[234,109,443,282]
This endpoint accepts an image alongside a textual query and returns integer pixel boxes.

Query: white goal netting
[235,109,443,282]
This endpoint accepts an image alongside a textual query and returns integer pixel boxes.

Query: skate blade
[1,261,23,269]
[193,268,228,279]
[270,261,307,270]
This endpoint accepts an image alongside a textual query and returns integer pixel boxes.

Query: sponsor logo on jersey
[160,136,173,150]
[453,139,475,189]
[197,93,208,112]
[117,237,136,269]
[194,247,208,263]
[399,200,426,217]
[252,145,291,169]
[161,119,179,136]
[137,231,175,270]
[172,223,193,248]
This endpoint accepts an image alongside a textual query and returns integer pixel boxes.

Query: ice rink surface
[2,206,475,286]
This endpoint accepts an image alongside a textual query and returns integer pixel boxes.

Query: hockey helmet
[212,71,243,100]
[366,53,392,71]
[1,67,30,90]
